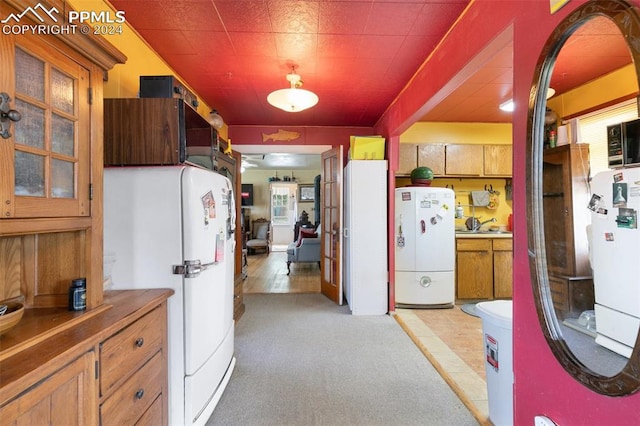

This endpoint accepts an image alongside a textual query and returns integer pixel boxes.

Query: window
[575,99,638,176]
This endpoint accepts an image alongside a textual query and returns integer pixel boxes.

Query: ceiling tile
[268,0,320,34]
[364,3,423,36]
[229,32,278,57]
[318,2,372,34]
[214,0,272,32]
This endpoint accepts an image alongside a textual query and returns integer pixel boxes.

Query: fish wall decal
[262,129,301,142]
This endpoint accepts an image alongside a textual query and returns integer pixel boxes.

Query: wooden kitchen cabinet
[0,351,97,425]
[418,143,445,175]
[484,145,513,176]
[0,290,171,426]
[549,275,594,320]
[445,144,484,175]
[456,237,513,300]
[493,238,513,298]
[395,143,511,177]
[0,0,126,310]
[398,143,419,174]
[456,239,493,299]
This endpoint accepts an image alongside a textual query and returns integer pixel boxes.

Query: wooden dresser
[0,289,173,425]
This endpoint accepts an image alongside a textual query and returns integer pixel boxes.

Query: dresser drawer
[136,395,164,426]
[100,307,163,394]
[100,352,163,425]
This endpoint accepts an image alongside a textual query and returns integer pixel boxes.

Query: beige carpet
[206,294,478,426]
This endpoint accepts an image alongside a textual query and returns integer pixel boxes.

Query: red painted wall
[378,0,640,424]
[229,125,375,163]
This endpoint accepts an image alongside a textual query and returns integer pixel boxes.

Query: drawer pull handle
[135,389,145,400]
[135,338,144,348]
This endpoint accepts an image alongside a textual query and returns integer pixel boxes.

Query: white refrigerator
[104,165,236,426]
[395,186,455,307]
[590,167,640,357]
[343,160,388,315]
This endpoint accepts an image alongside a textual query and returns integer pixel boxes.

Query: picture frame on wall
[299,184,315,202]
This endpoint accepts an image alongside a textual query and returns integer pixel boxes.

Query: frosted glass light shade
[267,88,319,112]
[207,110,224,129]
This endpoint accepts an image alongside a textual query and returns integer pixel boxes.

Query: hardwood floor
[243,250,321,294]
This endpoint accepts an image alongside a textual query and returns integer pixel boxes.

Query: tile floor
[394,305,492,426]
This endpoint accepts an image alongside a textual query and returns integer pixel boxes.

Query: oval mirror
[528,0,640,395]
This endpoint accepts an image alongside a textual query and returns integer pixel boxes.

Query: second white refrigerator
[395,186,456,307]
[343,160,388,315]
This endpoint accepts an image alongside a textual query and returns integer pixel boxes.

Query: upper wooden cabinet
[418,144,445,175]
[104,98,216,166]
[484,145,513,176]
[1,35,91,219]
[0,0,125,310]
[397,143,511,177]
[445,144,483,175]
[398,143,419,174]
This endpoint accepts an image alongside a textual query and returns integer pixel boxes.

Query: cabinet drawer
[100,352,163,425]
[100,307,163,394]
[456,239,492,251]
[492,239,513,251]
[136,395,164,426]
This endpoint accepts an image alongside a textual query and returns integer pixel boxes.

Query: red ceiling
[108,1,632,127]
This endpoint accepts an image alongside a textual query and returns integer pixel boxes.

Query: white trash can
[476,300,513,426]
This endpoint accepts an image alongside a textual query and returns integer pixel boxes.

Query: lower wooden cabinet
[493,239,513,298]
[0,351,97,425]
[457,239,493,299]
[100,306,167,425]
[456,237,513,300]
[0,290,171,426]
[549,275,594,320]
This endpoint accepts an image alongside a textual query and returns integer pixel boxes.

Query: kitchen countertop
[455,231,512,238]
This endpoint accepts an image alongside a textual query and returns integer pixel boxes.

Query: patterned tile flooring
[394,305,492,425]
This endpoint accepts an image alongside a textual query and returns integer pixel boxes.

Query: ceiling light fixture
[207,109,224,130]
[499,100,515,112]
[499,87,556,113]
[267,67,318,112]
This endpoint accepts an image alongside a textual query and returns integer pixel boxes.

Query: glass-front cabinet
[1,36,90,219]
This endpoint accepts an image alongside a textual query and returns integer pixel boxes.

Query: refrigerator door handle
[173,259,218,278]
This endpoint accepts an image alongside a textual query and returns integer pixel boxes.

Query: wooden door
[320,146,343,304]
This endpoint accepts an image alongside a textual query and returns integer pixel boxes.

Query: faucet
[475,217,497,231]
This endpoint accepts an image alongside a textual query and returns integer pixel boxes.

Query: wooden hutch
[0,1,172,424]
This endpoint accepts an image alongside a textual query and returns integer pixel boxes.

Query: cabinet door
[418,144,445,175]
[0,351,97,425]
[484,145,512,176]
[445,145,483,175]
[493,239,513,298]
[397,144,418,174]
[456,239,493,299]
[1,34,90,218]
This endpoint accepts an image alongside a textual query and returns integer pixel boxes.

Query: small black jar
[68,278,86,311]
